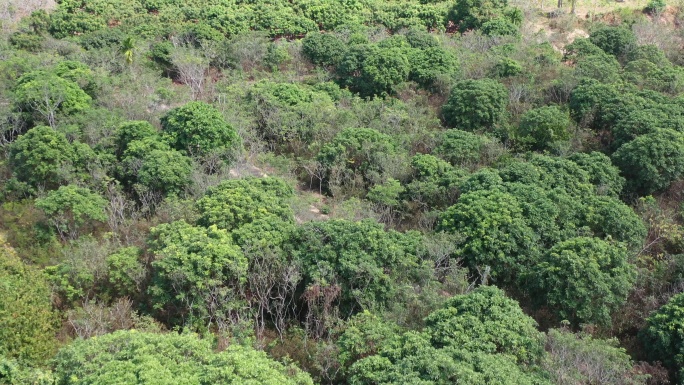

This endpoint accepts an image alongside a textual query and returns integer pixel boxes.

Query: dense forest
[2,0,684,383]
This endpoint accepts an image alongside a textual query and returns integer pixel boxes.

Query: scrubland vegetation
[3,0,684,383]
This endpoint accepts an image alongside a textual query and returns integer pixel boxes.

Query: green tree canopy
[425,286,545,364]
[14,71,91,127]
[442,79,508,132]
[516,105,571,151]
[439,189,539,283]
[9,126,78,189]
[148,220,248,330]
[530,237,636,327]
[589,25,637,58]
[291,219,425,316]
[302,32,347,67]
[0,243,58,364]
[161,101,241,161]
[612,129,684,195]
[52,330,314,385]
[34,185,107,241]
[640,292,684,379]
[196,177,294,231]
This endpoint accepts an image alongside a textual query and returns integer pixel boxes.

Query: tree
[9,125,77,190]
[530,237,636,327]
[196,177,294,231]
[136,149,192,196]
[292,219,425,324]
[14,71,91,128]
[302,32,347,67]
[0,243,59,364]
[442,79,508,132]
[317,127,401,195]
[114,120,159,157]
[439,189,539,283]
[35,185,108,241]
[575,53,621,83]
[404,154,465,210]
[148,220,248,331]
[52,330,314,385]
[612,129,684,195]
[448,0,520,32]
[349,287,550,385]
[337,44,411,97]
[425,286,546,364]
[435,129,492,167]
[568,152,625,197]
[583,195,647,250]
[640,292,684,379]
[589,25,637,58]
[516,105,571,151]
[408,47,458,88]
[160,101,241,162]
[544,328,648,385]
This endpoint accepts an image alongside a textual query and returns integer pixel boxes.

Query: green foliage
[575,53,621,83]
[302,32,347,67]
[492,58,523,78]
[426,286,545,364]
[442,78,508,132]
[404,154,465,209]
[589,25,637,58]
[9,126,78,190]
[52,330,314,385]
[408,46,458,87]
[583,195,647,249]
[545,328,648,385]
[480,17,520,37]
[317,128,401,193]
[568,152,625,197]
[338,44,411,97]
[435,129,492,167]
[645,0,666,14]
[106,246,144,298]
[136,149,192,196]
[196,177,294,231]
[349,287,550,385]
[627,44,670,66]
[439,189,539,282]
[564,38,604,62]
[148,220,248,329]
[0,244,59,364]
[612,129,684,195]
[448,0,519,31]
[34,185,107,240]
[14,71,92,126]
[640,292,684,378]
[336,311,399,371]
[161,101,241,161]
[114,121,159,157]
[530,237,636,327]
[516,105,571,151]
[292,219,425,315]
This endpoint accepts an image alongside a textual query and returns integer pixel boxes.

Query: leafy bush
[589,25,637,58]
[196,177,294,231]
[0,244,58,364]
[612,129,684,195]
[442,78,508,132]
[161,101,241,161]
[35,185,107,241]
[52,330,314,385]
[530,237,636,327]
[516,105,571,151]
[148,220,248,330]
[640,292,684,379]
